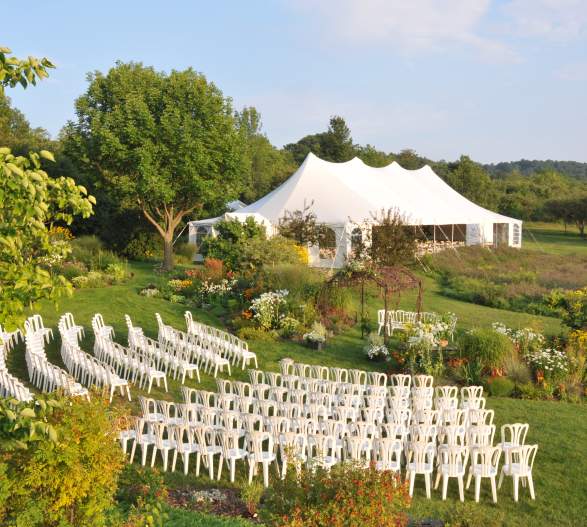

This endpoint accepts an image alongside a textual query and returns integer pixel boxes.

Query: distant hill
[483,160,587,180]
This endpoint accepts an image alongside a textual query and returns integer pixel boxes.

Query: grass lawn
[523,222,587,256]
[5,252,585,527]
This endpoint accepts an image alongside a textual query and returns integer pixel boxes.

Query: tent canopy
[233,152,518,227]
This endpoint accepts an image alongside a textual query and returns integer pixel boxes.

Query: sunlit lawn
[5,229,585,525]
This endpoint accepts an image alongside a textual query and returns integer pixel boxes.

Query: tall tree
[236,107,296,202]
[284,115,355,164]
[443,155,498,210]
[69,62,246,270]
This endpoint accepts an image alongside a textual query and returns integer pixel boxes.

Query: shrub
[250,290,289,330]
[240,235,306,270]
[238,480,264,516]
[459,328,513,373]
[279,316,301,338]
[59,260,88,280]
[0,394,125,527]
[123,231,160,260]
[116,464,168,527]
[262,264,324,302]
[106,262,127,283]
[364,332,389,360]
[443,501,506,527]
[174,242,196,262]
[548,287,587,329]
[72,234,104,255]
[503,355,532,385]
[201,218,266,271]
[237,327,277,342]
[486,376,515,397]
[261,462,410,527]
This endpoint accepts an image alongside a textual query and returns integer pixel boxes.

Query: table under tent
[189,153,522,269]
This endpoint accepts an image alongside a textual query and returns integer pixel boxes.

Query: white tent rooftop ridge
[189,153,522,267]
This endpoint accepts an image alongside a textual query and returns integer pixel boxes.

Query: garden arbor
[328,264,423,338]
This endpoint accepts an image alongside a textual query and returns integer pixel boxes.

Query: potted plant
[303,322,327,350]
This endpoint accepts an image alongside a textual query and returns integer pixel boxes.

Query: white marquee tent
[189,153,522,267]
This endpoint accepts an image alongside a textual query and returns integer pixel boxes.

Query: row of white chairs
[58,315,131,403]
[122,391,536,501]
[377,309,456,337]
[94,334,168,394]
[24,318,89,399]
[184,311,258,370]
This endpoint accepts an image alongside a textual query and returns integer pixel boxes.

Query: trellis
[327,265,423,338]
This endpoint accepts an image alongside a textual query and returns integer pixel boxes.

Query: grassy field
[6,224,586,526]
[523,222,587,256]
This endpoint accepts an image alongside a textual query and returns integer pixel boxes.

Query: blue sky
[4,0,587,163]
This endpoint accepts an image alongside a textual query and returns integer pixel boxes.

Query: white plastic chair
[498,444,538,502]
[466,445,502,503]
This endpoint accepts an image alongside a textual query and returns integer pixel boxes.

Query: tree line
[2,60,587,272]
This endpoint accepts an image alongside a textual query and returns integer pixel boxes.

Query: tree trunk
[577,221,585,238]
[163,233,174,271]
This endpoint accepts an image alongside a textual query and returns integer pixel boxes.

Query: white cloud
[286,0,519,62]
[501,0,587,41]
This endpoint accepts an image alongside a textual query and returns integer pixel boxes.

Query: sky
[3,0,587,163]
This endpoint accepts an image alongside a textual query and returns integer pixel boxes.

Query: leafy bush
[59,260,88,280]
[201,218,266,271]
[486,376,515,397]
[261,462,410,527]
[250,290,289,330]
[237,327,277,342]
[70,235,127,272]
[262,264,324,303]
[240,235,306,270]
[0,394,125,527]
[174,242,196,262]
[116,464,168,527]
[502,355,532,385]
[548,287,587,329]
[106,263,127,283]
[238,480,264,516]
[459,328,513,372]
[442,501,506,527]
[123,231,160,260]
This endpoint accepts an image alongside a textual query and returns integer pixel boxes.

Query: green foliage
[68,61,246,269]
[443,501,506,527]
[122,231,161,260]
[431,246,587,316]
[548,287,587,329]
[238,479,264,516]
[0,46,54,94]
[284,115,355,164]
[0,394,125,527]
[459,328,514,371]
[261,462,410,527]
[278,203,322,246]
[262,264,324,303]
[486,376,515,397]
[544,195,587,236]
[236,106,297,203]
[368,208,417,266]
[240,236,305,271]
[0,94,51,155]
[200,218,266,270]
[116,464,168,527]
[0,147,94,329]
[237,326,277,342]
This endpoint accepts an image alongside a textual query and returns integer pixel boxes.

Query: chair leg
[425,473,431,499]
[442,475,448,500]
[151,447,157,467]
[263,462,269,488]
[528,474,535,500]
[141,444,149,466]
[195,453,201,477]
[249,460,254,484]
[466,470,472,489]
[474,476,481,503]
[163,376,168,392]
[490,476,497,503]
[208,454,214,480]
[230,459,236,483]
[172,450,178,472]
[409,472,415,497]
[498,467,505,489]
[513,475,519,502]
[184,453,190,475]
[434,470,441,490]
[458,476,464,502]
[217,455,223,480]
[130,441,137,464]
[162,450,169,472]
